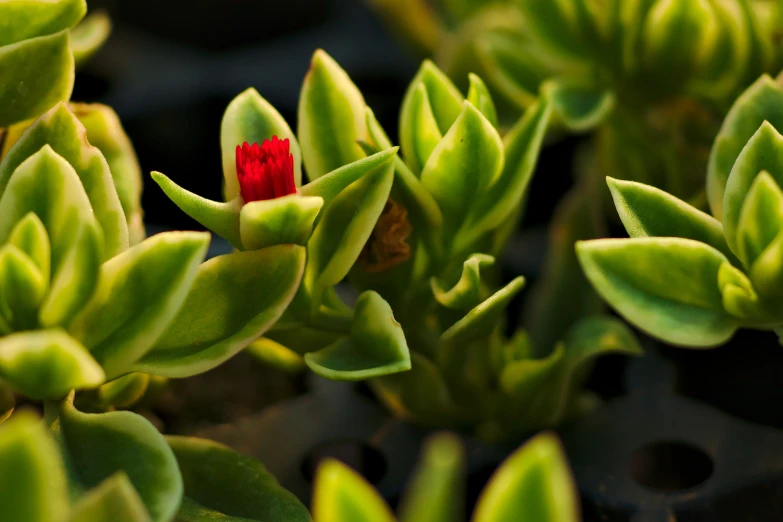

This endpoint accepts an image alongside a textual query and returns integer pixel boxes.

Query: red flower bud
[236,137,296,203]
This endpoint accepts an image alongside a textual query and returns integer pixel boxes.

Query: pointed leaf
[71,11,112,68]
[298,50,366,181]
[441,276,525,346]
[737,171,783,267]
[68,473,151,522]
[0,329,104,400]
[0,0,85,45]
[718,262,774,322]
[68,232,210,379]
[0,412,68,522]
[748,229,783,299]
[136,245,304,377]
[708,75,783,217]
[0,31,74,127]
[240,195,323,250]
[0,103,129,257]
[312,459,396,522]
[8,212,50,282]
[0,244,47,328]
[167,436,310,522]
[607,177,735,260]
[398,433,465,522]
[577,238,738,347]
[467,73,498,128]
[473,433,579,522]
[305,291,410,381]
[431,254,494,310]
[58,393,183,522]
[222,88,302,197]
[542,80,615,132]
[400,83,443,174]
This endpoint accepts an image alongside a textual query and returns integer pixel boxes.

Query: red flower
[236,137,296,203]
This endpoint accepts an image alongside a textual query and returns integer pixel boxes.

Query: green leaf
[58,393,183,522]
[516,0,590,59]
[312,459,396,522]
[400,61,464,174]
[0,329,104,400]
[500,345,565,408]
[68,232,210,379]
[0,412,68,522]
[71,103,144,244]
[136,245,305,377]
[398,433,465,522]
[748,229,783,300]
[718,262,775,322]
[68,473,151,522]
[542,80,615,132]
[151,172,243,249]
[166,436,310,522]
[431,254,494,310]
[723,122,783,255]
[8,212,50,282]
[577,238,738,347]
[607,177,735,260]
[0,0,86,46]
[708,75,783,217]
[98,373,150,409]
[298,50,366,181]
[304,156,394,310]
[736,171,783,268]
[475,31,547,109]
[221,88,302,197]
[463,99,551,243]
[0,380,14,423]
[467,73,498,128]
[70,11,112,69]
[245,337,306,374]
[473,433,579,522]
[305,291,411,381]
[441,276,525,346]
[240,195,323,250]
[0,244,47,328]
[0,103,129,258]
[0,31,74,127]
[421,101,503,248]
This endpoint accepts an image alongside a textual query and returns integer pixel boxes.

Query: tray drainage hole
[628,440,713,492]
[301,439,387,485]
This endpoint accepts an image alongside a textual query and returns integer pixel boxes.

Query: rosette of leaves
[371,0,783,203]
[155,49,642,439]
[0,402,309,522]
[312,431,580,522]
[0,0,112,128]
[578,74,783,347]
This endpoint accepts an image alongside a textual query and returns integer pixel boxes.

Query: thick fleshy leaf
[431,254,494,310]
[8,212,50,282]
[0,244,47,328]
[398,433,465,522]
[400,61,464,174]
[0,412,68,522]
[500,345,565,407]
[542,80,615,132]
[304,156,394,310]
[245,337,306,374]
[71,103,144,244]
[0,103,129,257]
[577,238,738,347]
[151,172,243,248]
[463,100,551,244]
[723,122,783,255]
[421,101,503,247]
[298,50,366,181]
[473,433,579,522]
[0,0,85,46]
[516,0,586,59]
[136,245,305,377]
[467,73,498,128]
[312,459,396,522]
[57,393,182,522]
[167,436,310,522]
[221,88,302,197]
[0,31,74,127]
[68,473,151,522]
[718,262,775,323]
[0,329,104,400]
[305,291,411,381]
[475,31,547,109]
[607,177,735,260]
[748,229,783,300]
[441,276,525,346]
[737,171,783,268]
[240,195,323,250]
[70,11,112,68]
[68,232,210,379]
[0,380,14,423]
[98,373,150,409]
[708,75,783,217]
